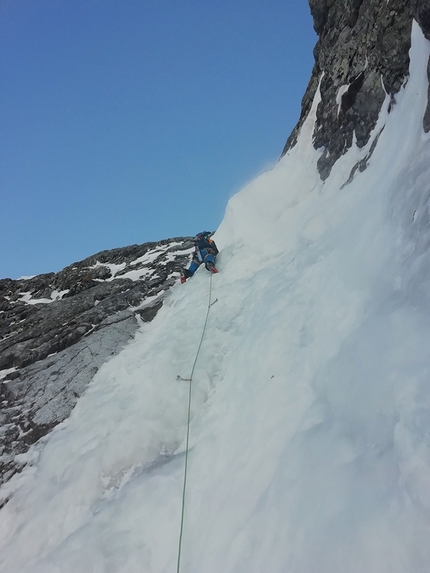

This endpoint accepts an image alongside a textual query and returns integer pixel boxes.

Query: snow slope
[1,22,430,573]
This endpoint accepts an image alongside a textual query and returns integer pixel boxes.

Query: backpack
[194,233,218,258]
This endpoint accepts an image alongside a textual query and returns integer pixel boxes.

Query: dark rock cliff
[0,237,193,487]
[283,0,430,180]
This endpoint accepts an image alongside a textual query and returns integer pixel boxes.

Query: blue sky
[0,0,316,279]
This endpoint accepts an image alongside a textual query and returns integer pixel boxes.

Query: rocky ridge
[0,237,193,487]
[283,0,430,180]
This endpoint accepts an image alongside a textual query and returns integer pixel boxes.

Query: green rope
[176,273,214,573]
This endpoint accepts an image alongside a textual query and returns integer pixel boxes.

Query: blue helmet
[195,231,212,240]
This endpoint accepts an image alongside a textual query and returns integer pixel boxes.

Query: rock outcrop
[0,237,193,486]
[283,0,430,180]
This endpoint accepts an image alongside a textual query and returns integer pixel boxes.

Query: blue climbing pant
[188,249,215,275]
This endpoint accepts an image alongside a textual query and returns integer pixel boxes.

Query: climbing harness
[176,273,215,573]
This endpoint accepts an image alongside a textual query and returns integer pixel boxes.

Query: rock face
[283,0,430,180]
[0,237,193,486]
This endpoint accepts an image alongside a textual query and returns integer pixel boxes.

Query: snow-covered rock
[0,238,193,485]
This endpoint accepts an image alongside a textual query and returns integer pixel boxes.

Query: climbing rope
[176,273,215,573]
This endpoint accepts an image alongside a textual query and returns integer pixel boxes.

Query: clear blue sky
[0,0,316,279]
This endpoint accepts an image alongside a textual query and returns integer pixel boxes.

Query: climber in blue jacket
[180,232,219,283]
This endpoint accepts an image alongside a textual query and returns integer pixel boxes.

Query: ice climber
[180,231,219,283]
